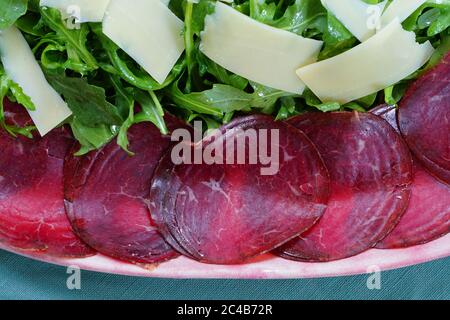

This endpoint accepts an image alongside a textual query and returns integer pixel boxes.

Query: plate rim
[1,234,449,279]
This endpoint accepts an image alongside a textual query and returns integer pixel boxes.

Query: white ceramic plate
[1,233,449,279]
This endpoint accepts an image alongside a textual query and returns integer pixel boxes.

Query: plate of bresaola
[0,54,448,279]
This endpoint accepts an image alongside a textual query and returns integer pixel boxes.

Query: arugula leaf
[191,0,216,35]
[70,117,116,155]
[34,38,94,74]
[403,0,450,33]
[167,78,290,116]
[248,0,326,37]
[197,51,248,90]
[0,0,27,30]
[15,10,46,37]
[275,96,299,120]
[39,7,97,72]
[0,73,13,132]
[426,33,450,69]
[384,84,407,105]
[8,80,35,111]
[116,93,135,155]
[302,89,340,112]
[183,0,216,92]
[249,0,277,22]
[108,74,133,119]
[0,66,36,137]
[109,73,170,154]
[268,0,326,36]
[319,13,357,60]
[188,113,221,132]
[167,80,230,116]
[427,7,450,36]
[134,90,168,134]
[46,72,122,127]
[250,82,294,114]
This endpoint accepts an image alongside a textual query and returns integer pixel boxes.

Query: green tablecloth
[0,250,448,300]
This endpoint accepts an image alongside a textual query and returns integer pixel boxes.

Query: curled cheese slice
[321,0,387,42]
[0,26,72,136]
[40,0,111,22]
[102,0,185,84]
[296,20,434,104]
[200,2,323,94]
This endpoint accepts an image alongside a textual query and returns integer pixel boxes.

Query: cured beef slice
[398,53,450,185]
[0,99,93,257]
[64,116,188,264]
[278,112,413,262]
[149,115,330,264]
[372,105,450,248]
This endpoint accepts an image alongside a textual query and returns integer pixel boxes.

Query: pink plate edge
[1,234,449,279]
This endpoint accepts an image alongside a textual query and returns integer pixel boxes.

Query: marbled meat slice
[0,99,93,257]
[149,115,330,264]
[278,112,413,262]
[372,105,450,248]
[398,53,450,185]
[64,116,188,264]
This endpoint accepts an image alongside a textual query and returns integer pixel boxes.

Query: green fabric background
[0,250,448,300]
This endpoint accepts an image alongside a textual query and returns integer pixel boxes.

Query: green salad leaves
[0,0,449,153]
[0,0,27,29]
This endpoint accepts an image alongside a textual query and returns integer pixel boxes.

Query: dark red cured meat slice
[378,162,450,248]
[2,100,34,128]
[149,115,330,264]
[64,116,189,264]
[277,112,413,262]
[64,121,193,260]
[371,105,450,248]
[370,104,400,133]
[398,53,450,185]
[0,99,94,257]
[64,144,102,206]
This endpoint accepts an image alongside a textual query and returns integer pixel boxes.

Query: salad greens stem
[148,90,169,135]
[184,0,195,92]
[149,90,165,118]
[249,0,257,19]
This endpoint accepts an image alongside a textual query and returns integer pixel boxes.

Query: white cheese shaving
[321,0,387,42]
[296,20,434,104]
[200,2,323,94]
[102,0,185,85]
[0,27,72,136]
[40,0,111,23]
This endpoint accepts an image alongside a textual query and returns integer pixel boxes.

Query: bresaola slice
[372,105,450,248]
[398,52,450,185]
[378,161,450,247]
[149,115,330,264]
[278,112,413,262]
[0,99,93,257]
[64,116,188,265]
